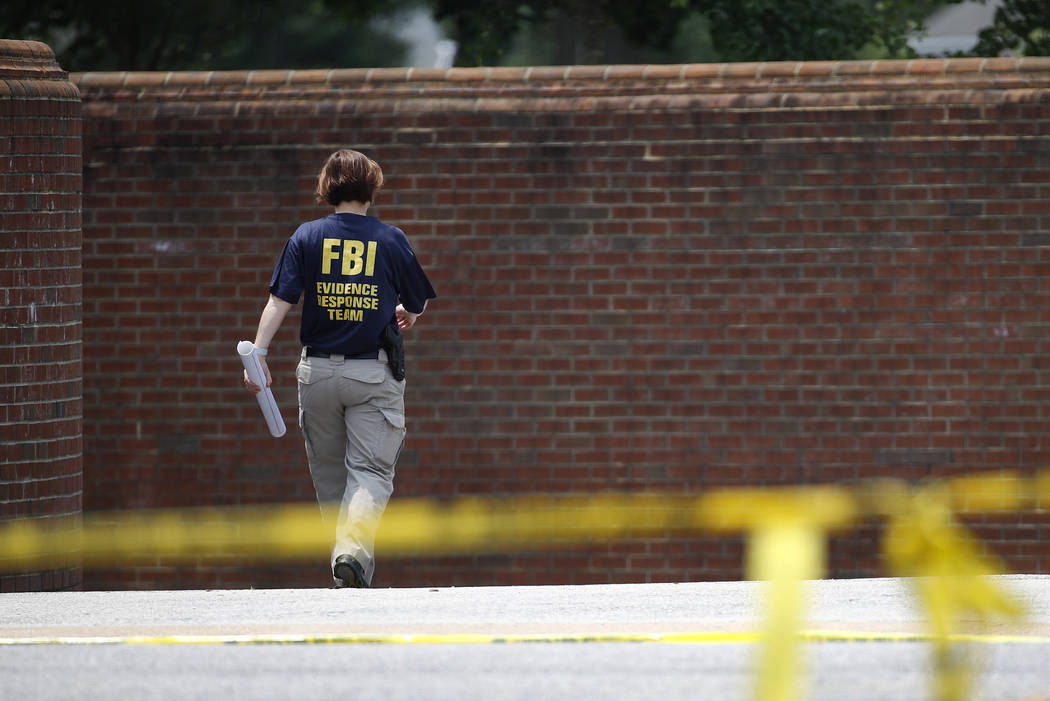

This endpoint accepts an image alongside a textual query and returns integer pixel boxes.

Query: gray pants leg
[296,351,406,585]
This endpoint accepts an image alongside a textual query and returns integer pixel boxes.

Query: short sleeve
[268,234,305,304]
[391,228,436,314]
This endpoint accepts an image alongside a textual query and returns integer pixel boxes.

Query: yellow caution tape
[0,494,712,571]
[883,482,1025,701]
[947,470,1026,513]
[700,486,857,531]
[4,470,1050,701]
[3,471,1050,570]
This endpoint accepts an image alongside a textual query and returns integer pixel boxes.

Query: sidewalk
[2,576,1050,701]
[3,575,1049,642]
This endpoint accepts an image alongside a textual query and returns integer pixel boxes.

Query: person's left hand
[396,304,420,330]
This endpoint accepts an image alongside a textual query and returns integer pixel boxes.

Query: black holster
[379,324,405,381]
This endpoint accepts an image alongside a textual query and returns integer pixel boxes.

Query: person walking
[244,149,436,588]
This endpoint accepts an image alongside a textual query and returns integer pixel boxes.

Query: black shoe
[333,554,368,589]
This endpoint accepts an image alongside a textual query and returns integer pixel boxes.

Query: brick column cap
[0,39,68,79]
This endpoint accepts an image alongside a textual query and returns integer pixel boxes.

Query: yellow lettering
[316,292,380,311]
[365,241,377,276]
[321,239,340,275]
[325,308,365,322]
[320,241,377,279]
[341,240,364,276]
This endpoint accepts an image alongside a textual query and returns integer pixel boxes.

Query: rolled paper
[237,340,287,437]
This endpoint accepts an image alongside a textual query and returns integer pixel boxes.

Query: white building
[909,0,1005,56]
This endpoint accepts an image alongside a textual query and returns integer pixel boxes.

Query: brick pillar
[0,40,83,591]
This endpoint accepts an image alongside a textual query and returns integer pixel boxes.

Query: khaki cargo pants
[296,349,406,585]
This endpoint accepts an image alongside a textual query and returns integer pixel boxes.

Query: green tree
[873,0,961,57]
[0,0,411,71]
[432,0,963,66]
[429,0,548,66]
[694,0,876,61]
[687,0,963,61]
[971,0,1050,56]
[2,0,972,70]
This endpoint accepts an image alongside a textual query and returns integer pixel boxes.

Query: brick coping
[72,57,1050,90]
[0,39,69,81]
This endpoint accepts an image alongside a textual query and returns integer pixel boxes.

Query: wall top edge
[0,39,69,81]
[71,57,1050,92]
[0,39,56,61]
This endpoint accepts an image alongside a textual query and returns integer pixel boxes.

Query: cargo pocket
[297,361,335,461]
[298,404,316,462]
[376,408,407,471]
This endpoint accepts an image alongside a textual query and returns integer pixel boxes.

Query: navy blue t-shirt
[269,213,436,354]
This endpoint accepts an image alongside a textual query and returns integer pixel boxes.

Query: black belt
[305,348,379,359]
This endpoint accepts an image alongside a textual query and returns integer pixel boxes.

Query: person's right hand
[243,358,272,394]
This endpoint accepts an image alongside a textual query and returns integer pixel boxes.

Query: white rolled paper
[237,340,287,438]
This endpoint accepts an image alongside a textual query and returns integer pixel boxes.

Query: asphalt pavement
[2,576,1050,700]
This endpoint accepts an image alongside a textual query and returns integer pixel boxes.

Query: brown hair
[315,149,384,206]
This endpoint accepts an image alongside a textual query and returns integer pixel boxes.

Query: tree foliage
[0,0,411,71]
[695,0,877,62]
[429,0,547,67]
[7,0,1041,71]
[971,0,1050,57]
[433,0,965,66]
[2,0,250,70]
[431,0,708,66]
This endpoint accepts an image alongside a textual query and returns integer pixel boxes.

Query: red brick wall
[73,59,1050,589]
[0,40,83,592]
